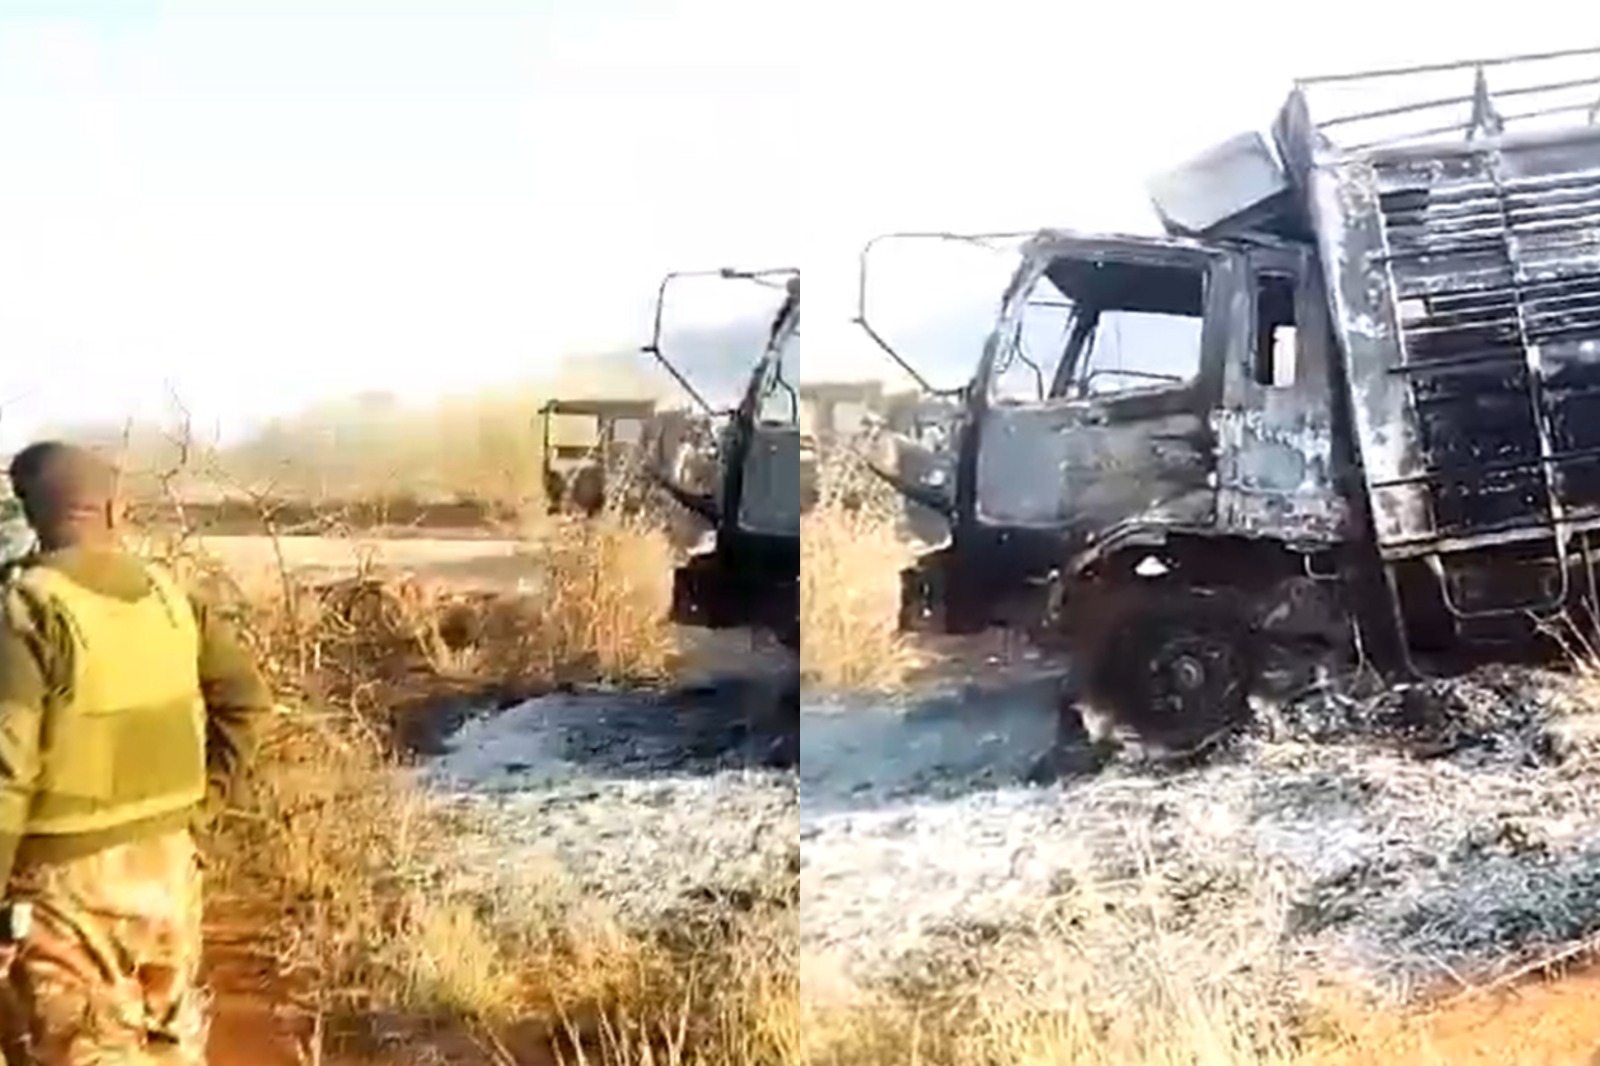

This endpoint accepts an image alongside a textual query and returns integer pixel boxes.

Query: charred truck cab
[889,49,1600,753]
[645,269,801,650]
[537,398,659,517]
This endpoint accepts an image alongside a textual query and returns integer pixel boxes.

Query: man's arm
[187,591,275,819]
[0,590,49,887]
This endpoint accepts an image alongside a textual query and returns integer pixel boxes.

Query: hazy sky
[802,0,1586,389]
[0,0,802,446]
[0,0,1587,447]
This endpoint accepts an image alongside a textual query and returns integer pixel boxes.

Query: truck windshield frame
[983,239,1214,404]
[752,299,800,426]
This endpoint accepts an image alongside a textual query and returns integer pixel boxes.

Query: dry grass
[214,566,794,1063]
[798,854,1539,1066]
[803,999,1301,1066]
[799,461,919,691]
[531,515,681,685]
[798,874,1313,1066]
[78,411,1600,1066]
[130,489,779,1063]
[87,385,561,507]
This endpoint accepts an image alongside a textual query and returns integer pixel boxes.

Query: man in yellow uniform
[0,442,275,1064]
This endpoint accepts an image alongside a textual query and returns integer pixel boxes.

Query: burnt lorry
[643,268,801,651]
[537,397,659,517]
[880,49,1600,754]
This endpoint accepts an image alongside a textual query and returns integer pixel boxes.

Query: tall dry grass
[803,1000,1305,1066]
[800,458,920,691]
[132,487,789,1063]
[532,515,681,684]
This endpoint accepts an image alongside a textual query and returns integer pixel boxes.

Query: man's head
[6,442,122,549]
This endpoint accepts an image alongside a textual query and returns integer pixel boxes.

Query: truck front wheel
[1088,593,1256,758]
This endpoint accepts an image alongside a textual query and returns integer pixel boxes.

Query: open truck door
[641,267,801,650]
[897,231,1242,636]
[847,232,1036,540]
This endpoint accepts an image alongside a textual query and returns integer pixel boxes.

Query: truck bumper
[898,546,1054,637]
[671,552,798,648]
[898,549,991,636]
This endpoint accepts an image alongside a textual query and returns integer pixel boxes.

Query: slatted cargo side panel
[1359,132,1600,553]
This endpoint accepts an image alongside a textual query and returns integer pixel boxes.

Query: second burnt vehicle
[643,267,801,653]
[537,397,659,517]
[870,49,1600,762]
[800,380,958,543]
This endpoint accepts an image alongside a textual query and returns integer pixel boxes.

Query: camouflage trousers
[0,830,208,1065]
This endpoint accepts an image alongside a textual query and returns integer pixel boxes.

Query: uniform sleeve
[188,590,275,818]
[0,589,50,886]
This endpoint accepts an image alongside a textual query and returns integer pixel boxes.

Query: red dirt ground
[1305,963,1600,1065]
[202,901,554,1066]
[201,904,314,1066]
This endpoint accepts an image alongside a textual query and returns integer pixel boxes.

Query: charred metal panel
[1212,405,1347,541]
[972,405,1214,534]
[1307,126,1600,558]
[736,424,801,537]
[1149,131,1297,239]
[1214,247,1351,544]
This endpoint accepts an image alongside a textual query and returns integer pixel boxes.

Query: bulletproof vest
[8,560,207,836]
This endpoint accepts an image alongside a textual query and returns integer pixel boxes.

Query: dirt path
[198,533,534,592]
[202,897,561,1066]
[202,901,311,1066]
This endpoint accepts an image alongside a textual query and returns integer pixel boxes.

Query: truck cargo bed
[1289,50,1600,563]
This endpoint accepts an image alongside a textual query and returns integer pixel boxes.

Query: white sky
[0,0,803,446]
[0,0,1589,447]
[802,0,1590,389]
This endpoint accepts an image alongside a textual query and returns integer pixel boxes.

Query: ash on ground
[801,665,1600,1009]
[415,679,798,937]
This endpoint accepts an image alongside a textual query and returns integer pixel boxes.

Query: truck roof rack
[1293,45,1600,153]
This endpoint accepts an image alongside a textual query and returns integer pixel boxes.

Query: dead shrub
[800,457,919,691]
[524,512,680,685]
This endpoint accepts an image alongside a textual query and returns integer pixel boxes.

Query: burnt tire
[1089,593,1256,756]
[569,465,607,517]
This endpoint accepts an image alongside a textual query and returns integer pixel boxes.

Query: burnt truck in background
[536,397,661,517]
[799,379,956,543]
[879,48,1600,753]
[799,380,882,511]
[643,268,800,650]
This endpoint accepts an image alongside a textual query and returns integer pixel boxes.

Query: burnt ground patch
[407,672,798,780]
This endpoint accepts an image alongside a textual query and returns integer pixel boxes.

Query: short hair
[7,441,120,528]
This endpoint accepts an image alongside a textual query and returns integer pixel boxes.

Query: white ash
[414,687,798,934]
[801,665,1600,1008]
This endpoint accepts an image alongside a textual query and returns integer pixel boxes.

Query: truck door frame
[962,236,1234,533]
